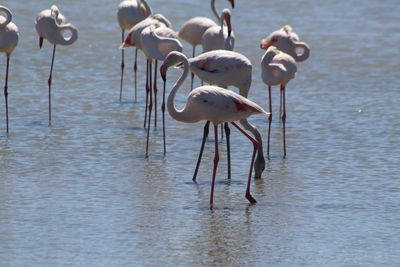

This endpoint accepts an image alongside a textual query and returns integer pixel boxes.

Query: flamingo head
[227,0,235,8]
[260,25,298,50]
[160,51,184,81]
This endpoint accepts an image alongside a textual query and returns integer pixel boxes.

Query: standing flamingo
[201,8,235,52]
[0,5,18,133]
[187,50,266,179]
[139,25,183,157]
[160,51,268,208]
[261,46,297,158]
[121,14,171,130]
[117,0,152,100]
[178,0,234,89]
[35,5,78,123]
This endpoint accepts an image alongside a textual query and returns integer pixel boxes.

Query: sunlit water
[0,0,399,266]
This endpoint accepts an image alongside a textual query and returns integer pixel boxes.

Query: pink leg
[267,85,272,159]
[231,121,258,204]
[210,124,219,209]
[282,85,287,158]
[4,55,10,133]
[120,29,125,100]
[153,60,158,128]
[145,60,153,157]
[144,60,149,128]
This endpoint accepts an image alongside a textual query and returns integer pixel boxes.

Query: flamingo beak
[121,34,133,49]
[228,0,235,8]
[160,65,167,82]
[39,37,43,49]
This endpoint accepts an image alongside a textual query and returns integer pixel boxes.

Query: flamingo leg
[153,60,158,128]
[279,85,283,118]
[190,45,195,90]
[134,48,138,102]
[192,120,210,182]
[282,85,287,158]
[4,55,10,133]
[144,60,149,128]
[230,121,258,204]
[210,124,219,209]
[120,29,125,100]
[267,85,272,159]
[162,73,167,155]
[48,44,56,124]
[224,122,231,180]
[145,60,153,158]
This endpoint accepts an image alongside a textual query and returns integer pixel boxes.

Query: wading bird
[160,51,268,209]
[261,46,297,158]
[178,0,234,89]
[0,5,18,133]
[35,5,78,123]
[117,0,152,100]
[187,50,266,179]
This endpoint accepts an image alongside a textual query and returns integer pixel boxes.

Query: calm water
[1,0,399,266]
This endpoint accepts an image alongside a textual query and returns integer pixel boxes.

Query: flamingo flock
[0,1,310,209]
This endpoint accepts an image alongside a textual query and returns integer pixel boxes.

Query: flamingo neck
[167,55,196,123]
[211,0,219,21]
[0,6,12,28]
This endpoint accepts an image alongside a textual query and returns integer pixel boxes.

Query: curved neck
[167,55,194,123]
[140,0,152,17]
[294,42,310,62]
[0,6,12,29]
[51,23,78,45]
[211,0,219,21]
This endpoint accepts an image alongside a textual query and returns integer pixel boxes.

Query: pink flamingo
[0,5,18,133]
[261,46,297,158]
[160,51,268,208]
[121,14,171,129]
[35,5,78,123]
[187,50,266,180]
[140,25,183,157]
[260,25,310,62]
[117,0,152,100]
[178,0,234,89]
[201,8,235,52]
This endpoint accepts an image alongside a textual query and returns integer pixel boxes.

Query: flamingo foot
[246,193,257,204]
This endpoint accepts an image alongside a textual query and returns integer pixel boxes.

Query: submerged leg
[193,120,210,182]
[210,124,219,209]
[230,122,258,204]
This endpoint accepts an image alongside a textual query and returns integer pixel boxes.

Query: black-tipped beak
[160,66,167,82]
[229,0,235,9]
[39,37,43,49]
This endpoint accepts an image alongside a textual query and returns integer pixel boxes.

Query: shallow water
[0,0,399,266]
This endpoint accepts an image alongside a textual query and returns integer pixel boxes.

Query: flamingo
[35,5,78,123]
[186,50,266,179]
[0,5,18,133]
[160,51,268,208]
[260,25,310,62]
[139,25,183,157]
[117,0,152,100]
[261,46,297,158]
[178,0,234,89]
[121,14,171,130]
[201,8,235,53]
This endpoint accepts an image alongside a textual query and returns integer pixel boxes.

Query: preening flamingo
[121,14,171,130]
[187,50,266,179]
[0,5,18,133]
[140,25,183,157]
[160,51,268,208]
[178,0,234,89]
[117,0,152,100]
[201,8,235,53]
[261,46,297,158]
[260,25,310,62]
[35,5,78,123]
